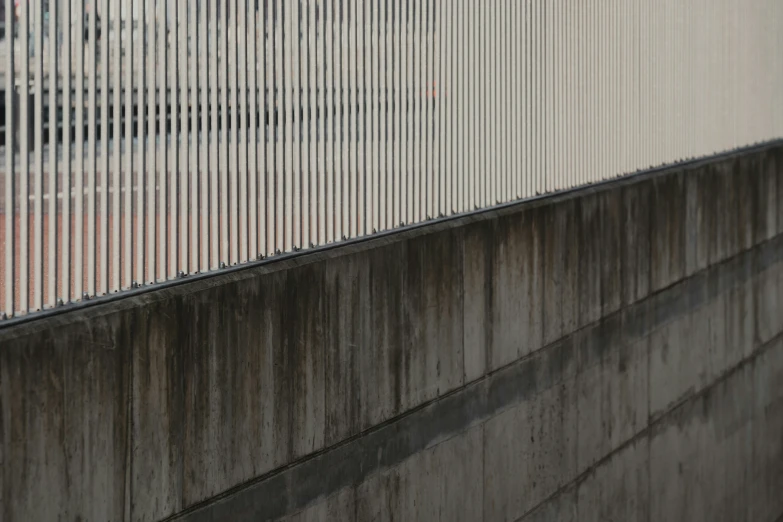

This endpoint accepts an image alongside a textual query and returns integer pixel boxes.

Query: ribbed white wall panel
[1,0,782,316]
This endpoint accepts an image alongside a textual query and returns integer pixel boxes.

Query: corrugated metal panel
[2,0,782,317]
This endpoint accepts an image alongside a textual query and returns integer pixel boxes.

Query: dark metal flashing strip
[1,139,781,332]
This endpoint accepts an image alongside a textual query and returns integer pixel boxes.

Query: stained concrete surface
[1,143,782,521]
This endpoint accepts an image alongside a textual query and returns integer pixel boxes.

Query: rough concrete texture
[1,144,782,521]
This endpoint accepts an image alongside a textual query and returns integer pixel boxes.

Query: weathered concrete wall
[1,144,782,521]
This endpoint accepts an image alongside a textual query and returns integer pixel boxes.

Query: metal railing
[1,0,782,317]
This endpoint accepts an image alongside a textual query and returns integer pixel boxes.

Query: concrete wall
[1,144,782,521]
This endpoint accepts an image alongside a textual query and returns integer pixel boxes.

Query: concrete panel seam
[162,268,783,522]
[513,330,783,522]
